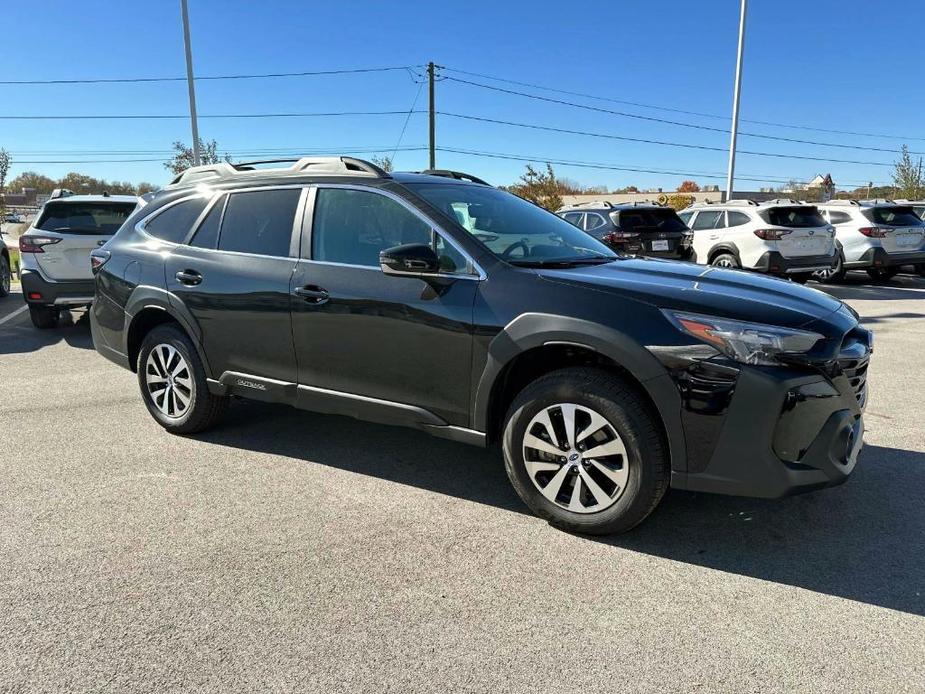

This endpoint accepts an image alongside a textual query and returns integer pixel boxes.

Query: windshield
[758,206,826,228]
[36,201,137,235]
[863,206,925,226]
[618,208,689,233]
[405,183,616,265]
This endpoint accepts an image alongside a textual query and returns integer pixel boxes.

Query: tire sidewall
[0,255,10,297]
[711,252,739,269]
[502,371,663,533]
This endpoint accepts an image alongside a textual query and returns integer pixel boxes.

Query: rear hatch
[757,205,833,258]
[32,200,137,280]
[615,208,691,256]
[862,206,925,254]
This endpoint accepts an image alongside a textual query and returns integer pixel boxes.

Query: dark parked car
[557,201,695,260]
[90,158,870,534]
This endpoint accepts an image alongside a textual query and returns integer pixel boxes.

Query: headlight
[662,310,823,365]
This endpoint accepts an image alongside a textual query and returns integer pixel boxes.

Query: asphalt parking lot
[1,278,923,693]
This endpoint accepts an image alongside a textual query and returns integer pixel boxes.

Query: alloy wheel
[712,256,736,268]
[522,403,629,514]
[1,258,10,295]
[145,343,194,419]
[814,254,842,281]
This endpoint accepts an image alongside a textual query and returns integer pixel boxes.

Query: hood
[537,256,845,330]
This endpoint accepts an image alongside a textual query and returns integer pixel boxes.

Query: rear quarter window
[143,197,209,243]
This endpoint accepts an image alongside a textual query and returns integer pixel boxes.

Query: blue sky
[3,0,923,192]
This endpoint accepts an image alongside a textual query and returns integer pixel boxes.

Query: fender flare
[707,242,742,265]
[123,286,213,377]
[472,313,687,471]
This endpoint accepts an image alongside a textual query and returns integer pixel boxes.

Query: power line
[441,65,925,143]
[0,65,421,86]
[0,110,424,121]
[436,146,882,188]
[443,75,921,155]
[439,112,894,167]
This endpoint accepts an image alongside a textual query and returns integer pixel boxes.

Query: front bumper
[751,250,838,275]
[844,246,925,269]
[20,269,95,306]
[671,365,864,498]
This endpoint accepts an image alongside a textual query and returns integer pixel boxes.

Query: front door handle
[294,285,329,304]
[175,269,202,286]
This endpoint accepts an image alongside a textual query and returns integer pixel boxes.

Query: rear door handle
[175,269,202,286]
[294,285,329,304]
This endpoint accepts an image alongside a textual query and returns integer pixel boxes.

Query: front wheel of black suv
[137,324,229,435]
[29,304,59,329]
[502,367,669,535]
[866,267,899,282]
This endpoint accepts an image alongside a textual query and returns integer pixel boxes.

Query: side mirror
[379,243,439,276]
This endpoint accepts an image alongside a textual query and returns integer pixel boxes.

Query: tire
[866,267,899,282]
[502,367,669,535]
[790,273,812,284]
[137,324,229,434]
[0,255,10,297]
[814,251,846,284]
[29,304,59,329]
[710,252,739,269]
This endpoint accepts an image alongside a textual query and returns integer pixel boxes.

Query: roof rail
[418,169,490,185]
[859,198,896,205]
[49,188,76,200]
[166,156,390,187]
[820,199,860,206]
[760,198,806,206]
[725,198,759,206]
[562,200,614,210]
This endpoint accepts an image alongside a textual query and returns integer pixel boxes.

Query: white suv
[678,199,836,281]
[815,200,925,282]
[19,191,141,328]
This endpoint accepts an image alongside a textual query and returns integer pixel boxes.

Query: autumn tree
[164,139,231,175]
[677,180,700,193]
[892,145,924,200]
[665,194,694,211]
[507,163,563,211]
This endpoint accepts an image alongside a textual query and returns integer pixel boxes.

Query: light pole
[725,0,748,201]
[180,0,201,166]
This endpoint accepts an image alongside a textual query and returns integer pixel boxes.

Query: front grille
[837,330,872,408]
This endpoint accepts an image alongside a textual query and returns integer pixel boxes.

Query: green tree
[892,145,924,200]
[0,149,11,216]
[164,139,231,175]
[507,163,562,211]
[5,171,56,195]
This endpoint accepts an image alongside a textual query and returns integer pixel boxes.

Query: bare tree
[371,155,393,173]
[164,139,231,175]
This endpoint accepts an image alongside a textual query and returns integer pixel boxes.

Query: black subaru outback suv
[90,157,870,534]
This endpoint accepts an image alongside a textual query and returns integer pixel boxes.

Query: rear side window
[562,212,582,227]
[827,210,852,224]
[863,206,924,226]
[218,189,301,257]
[618,208,688,233]
[692,210,722,230]
[759,206,826,228]
[144,197,208,243]
[727,211,750,227]
[584,213,607,231]
[190,196,225,249]
[36,201,137,235]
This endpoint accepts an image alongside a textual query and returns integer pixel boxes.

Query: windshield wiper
[508,255,616,268]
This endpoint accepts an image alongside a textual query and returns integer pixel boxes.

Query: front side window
[692,210,722,230]
[37,201,137,235]
[218,189,301,257]
[405,183,615,265]
[312,188,467,273]
[144,197,209,243]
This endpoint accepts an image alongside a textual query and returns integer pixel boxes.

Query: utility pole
[428,62,436,169]
[180,0,201,166]
[725,0,747,201]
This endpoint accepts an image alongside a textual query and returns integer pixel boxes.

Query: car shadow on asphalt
[814,273,925,302]
[0,308,93,355]
[202,400,924,617]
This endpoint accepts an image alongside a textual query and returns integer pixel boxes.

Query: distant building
[0,187,39,206]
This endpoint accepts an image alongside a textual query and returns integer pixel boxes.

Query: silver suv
[815,200,925,282]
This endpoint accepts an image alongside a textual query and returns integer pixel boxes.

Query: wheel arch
[124,287,211,376]
[474,313,687,472]
[707,243,742,265]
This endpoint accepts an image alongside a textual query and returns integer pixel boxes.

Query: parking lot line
[0,304,28,326]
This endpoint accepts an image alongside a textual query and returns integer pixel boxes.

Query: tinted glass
[190,196,225,249]
[585,213,607,231]
[562,212,582,227]
[865,206,924,226]
[406,184,615,262]
[678,211,693,225]
[618,208,688,233]
[219,189,301,257]
[760,206,826,228]
[313,188,433,267]
[727,211,750,227]
[144,197,208,243]
[913,206,925,220]
[692,210,722,230]
[37,201,137,235]
[828,210,852,224]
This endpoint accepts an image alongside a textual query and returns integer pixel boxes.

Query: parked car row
[556,197,925,284]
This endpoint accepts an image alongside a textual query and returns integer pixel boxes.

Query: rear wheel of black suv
[29,304,59,329]
[0,255,11,297]
[502,367,669,535]
[137,324,229,434]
